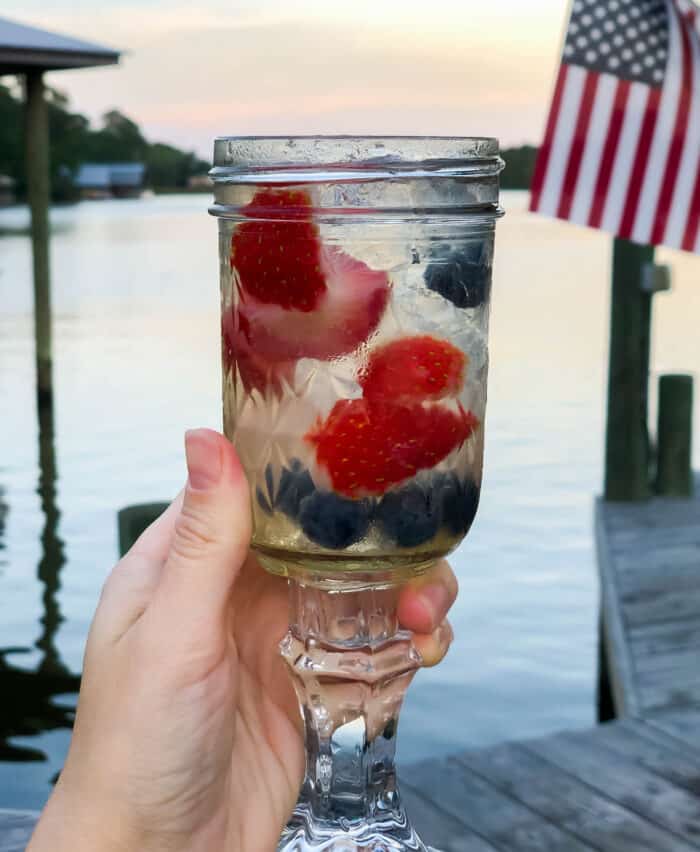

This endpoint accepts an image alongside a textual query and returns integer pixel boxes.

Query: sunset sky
[6,0,569,159]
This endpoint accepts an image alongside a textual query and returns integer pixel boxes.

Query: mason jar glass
[210,137,503,852]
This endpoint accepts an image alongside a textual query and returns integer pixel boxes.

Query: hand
[29,429,457,852]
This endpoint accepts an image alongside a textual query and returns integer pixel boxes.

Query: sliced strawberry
[306,398,479,497]
[360,335,467,403]
[221,306,293,396]
[231,188,326,312]
[238,246,390,362]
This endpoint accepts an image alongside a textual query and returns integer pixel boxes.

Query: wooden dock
[596,474,700,717]
[5,706,700,851]
[403,706,700,851]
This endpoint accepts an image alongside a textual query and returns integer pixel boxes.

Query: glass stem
[279,578,428,851]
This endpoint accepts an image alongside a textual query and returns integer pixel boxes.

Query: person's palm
[29,431,455,852]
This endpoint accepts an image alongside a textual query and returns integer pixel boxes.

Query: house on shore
[75,163,145,199]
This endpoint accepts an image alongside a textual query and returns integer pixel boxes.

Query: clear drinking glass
[210,137,503,852]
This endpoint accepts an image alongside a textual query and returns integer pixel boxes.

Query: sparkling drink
[211,137,503,851]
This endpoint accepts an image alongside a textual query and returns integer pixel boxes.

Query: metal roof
[0,16,120,75]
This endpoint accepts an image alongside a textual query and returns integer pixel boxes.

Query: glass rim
[211,135,503,180]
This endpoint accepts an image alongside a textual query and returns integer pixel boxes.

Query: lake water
[1,191,698,810]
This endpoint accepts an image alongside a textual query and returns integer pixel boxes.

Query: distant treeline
[500,145,538,190]
[0,81,539,200]
[0,83,210,201]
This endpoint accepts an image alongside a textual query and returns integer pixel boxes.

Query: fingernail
[185,430,223,491]
[419,583,450,627]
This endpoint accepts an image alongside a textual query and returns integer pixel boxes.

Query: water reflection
[0,398,79,763]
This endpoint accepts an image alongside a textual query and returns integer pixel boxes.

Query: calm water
[1,191,698,810]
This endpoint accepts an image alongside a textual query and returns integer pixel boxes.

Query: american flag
[530,0,700,253]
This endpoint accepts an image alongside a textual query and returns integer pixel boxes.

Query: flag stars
[567,0,669,86]
[652,68,664,82]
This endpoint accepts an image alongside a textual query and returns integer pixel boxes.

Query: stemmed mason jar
[210,137,503,852]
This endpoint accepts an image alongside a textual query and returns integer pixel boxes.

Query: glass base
[278,802,434,852]
[279,579,436,852]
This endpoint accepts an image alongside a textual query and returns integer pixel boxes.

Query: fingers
[397,560,458,635]
[147,429,252,650]
[413,620,453,667]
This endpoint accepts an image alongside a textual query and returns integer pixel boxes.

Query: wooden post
[24,69,53,408]
[656,374,694,497]
[604,238,654,501]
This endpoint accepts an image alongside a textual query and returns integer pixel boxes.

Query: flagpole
[604,238,654,501]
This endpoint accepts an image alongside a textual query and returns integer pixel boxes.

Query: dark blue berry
[265,464,275,503]
[299,492,372,549]
[376,484,441,548]
[276,461,315,521]
[425,244,491,309]
[440,474,480,536]
[256,487,273,516]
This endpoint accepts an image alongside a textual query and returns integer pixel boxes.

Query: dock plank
[596,475,700,717]
[401,785,501,852]
[524,727,700,847]
[456,738,699,852]
[591,718,700,792]
[406,755,595,851]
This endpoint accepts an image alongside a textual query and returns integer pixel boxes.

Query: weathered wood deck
[596,474,700,717]
[5,707,700,850]
[404,706,700,851]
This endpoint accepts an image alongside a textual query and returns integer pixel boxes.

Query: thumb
[149,429,252,645]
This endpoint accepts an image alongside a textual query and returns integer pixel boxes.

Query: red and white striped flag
[530,0,700,253]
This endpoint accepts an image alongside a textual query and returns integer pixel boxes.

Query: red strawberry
[360,335,467,403]
[221,306,293,396]
[231,188,326,312]
[306,398,479,497]
[238,246,390,362]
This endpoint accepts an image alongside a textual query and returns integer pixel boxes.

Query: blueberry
[425,245,491,309]
[265,464,275,502]
[256,487,273,516]
[299,492,372,549]
[376,484,441,548]
[276,461,315,520]
[439,474,480,536]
